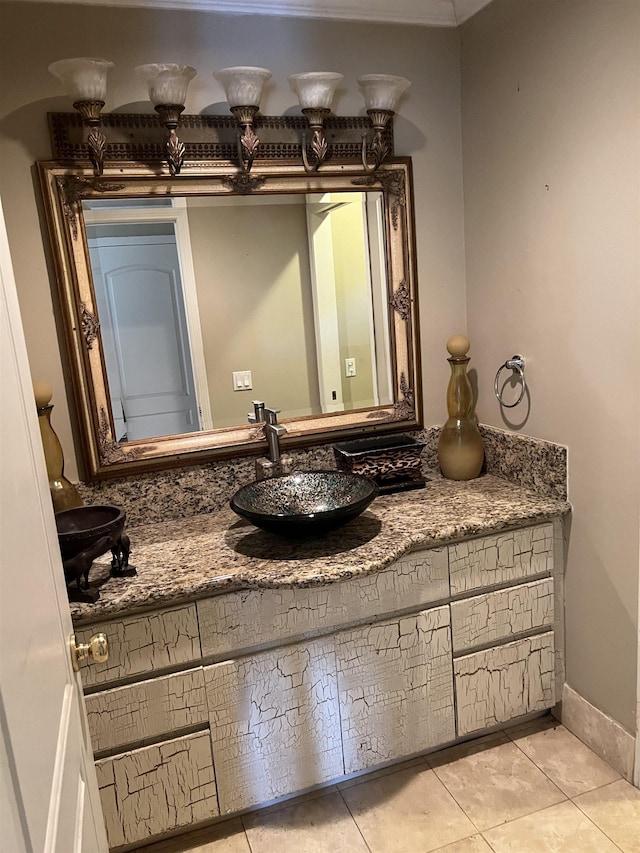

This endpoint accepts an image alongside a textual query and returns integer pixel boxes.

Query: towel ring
[494,355,527,408]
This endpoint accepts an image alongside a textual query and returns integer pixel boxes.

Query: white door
[87,236,200,441]
[0,202,108,852]
[306,200,344,414]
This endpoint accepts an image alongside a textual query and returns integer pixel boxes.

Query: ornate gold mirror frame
[38,155,420,480]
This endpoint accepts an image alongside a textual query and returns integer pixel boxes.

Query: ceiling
[14,0,493,27]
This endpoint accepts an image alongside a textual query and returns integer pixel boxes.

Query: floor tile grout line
[510,750,572,799]
[481,799,627,853]
[240,815,257,853]
[427,740,573,835]
[500,733,572,800]
[422,763,484,835]
[427,831,497,853]
[508,732,624,802]
[570,788,627,852]
[567,777,625,798]
[335,785,375,853]
[505,719,623,787]
[479,833,500,853]
[240,786,374,853]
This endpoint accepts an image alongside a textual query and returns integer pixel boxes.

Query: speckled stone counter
[77,426,568,527]
[71,474,570,625]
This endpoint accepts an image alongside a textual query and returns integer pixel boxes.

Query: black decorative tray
[333,434,425,494]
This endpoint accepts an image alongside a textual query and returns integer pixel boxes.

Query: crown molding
[10,0,493,27]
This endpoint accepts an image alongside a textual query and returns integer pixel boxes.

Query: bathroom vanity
[71,475,569,850]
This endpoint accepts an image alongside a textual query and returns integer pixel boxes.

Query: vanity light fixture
[288,72,343,173]
[358,74,411,173]
[135,63,197,176]
[48,57,114,176]
[213,66,272,174]
[48,61,410,175]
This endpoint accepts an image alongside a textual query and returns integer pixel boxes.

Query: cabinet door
[450,578,555,654]
[86,668,208,754]
[75,604,201,688]
[335,606,455,775]
[454,632,555,736]
[95,731,218,848]
[449,524,554,596]
[198,547,449,661]
[204,637,343,814]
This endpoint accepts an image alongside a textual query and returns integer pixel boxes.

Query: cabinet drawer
[86,668,208,754]
[198,548,449,659]
[450,578,554,653]
[336,605,455,774]
[95,731,218,848]
[449,524,554,596]
[204,636,343,814]
[454,632,555,736]
[76,604,201,688]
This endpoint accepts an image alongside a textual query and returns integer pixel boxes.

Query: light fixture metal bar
[48,112,393,166]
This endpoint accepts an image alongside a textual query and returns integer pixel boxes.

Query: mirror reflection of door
[83,192,393,440]
[306,192,392,414]
[87,227,201,441]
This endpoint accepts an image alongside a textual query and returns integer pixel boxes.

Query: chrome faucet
[264,408,287,463]
[247,400,266,425]
[248,401,287,463]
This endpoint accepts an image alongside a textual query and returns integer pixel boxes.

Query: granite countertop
[70,474,571,625]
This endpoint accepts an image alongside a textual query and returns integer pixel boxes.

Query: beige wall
[187,199,318,427]
[461,0,640,732]
[0,1,466,479]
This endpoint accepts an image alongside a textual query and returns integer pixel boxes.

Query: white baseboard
[554,684,635,782]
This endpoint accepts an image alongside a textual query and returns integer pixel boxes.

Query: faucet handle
[263,408,287,464]
[264,407,281,425]
[248,400,266,424]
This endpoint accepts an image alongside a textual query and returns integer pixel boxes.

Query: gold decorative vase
[437,335,484,481]
[34,381,83,512]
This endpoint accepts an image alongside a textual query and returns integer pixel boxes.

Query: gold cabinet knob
[71,632,109,671]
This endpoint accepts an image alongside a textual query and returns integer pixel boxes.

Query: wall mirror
[38,158,420,480]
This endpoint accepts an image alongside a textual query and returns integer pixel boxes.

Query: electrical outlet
[345,357,356,377]
[232,370,252,391]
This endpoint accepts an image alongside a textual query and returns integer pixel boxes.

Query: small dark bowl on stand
[56,505,136,603]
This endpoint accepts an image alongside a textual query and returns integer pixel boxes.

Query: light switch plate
[232,370,252,391]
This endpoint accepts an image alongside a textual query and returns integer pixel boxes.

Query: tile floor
[141,715,639,853]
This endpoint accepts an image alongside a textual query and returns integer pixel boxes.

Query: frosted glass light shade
[214,66,272,107]
[288,72,343,110]
[357,74,411,112]
[135,64,197,106]
[48,57,114,102]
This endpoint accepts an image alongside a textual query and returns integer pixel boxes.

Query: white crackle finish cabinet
[75,519,565,850]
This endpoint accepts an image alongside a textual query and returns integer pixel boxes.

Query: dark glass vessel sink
[230,470,378,537]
